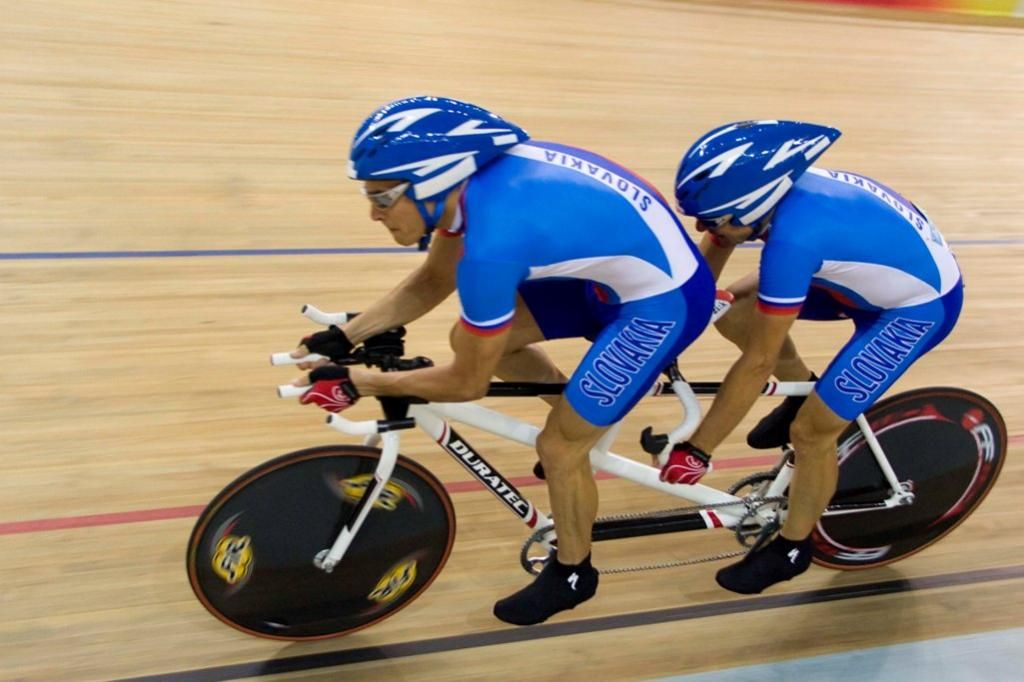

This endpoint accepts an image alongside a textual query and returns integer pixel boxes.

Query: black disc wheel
[813,387,1005,569]
[187,445,455,640]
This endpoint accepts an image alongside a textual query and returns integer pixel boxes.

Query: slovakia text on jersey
[756,168,961,316]
[451,141,705,335]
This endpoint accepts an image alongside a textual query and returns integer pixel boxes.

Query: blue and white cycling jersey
[757,168,961,316]
[438,141,714,426]
[446,141,705,334]
[756,168,964,420]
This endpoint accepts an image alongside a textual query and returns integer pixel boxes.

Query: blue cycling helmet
[349,96,529,230]
[674,120,841,227]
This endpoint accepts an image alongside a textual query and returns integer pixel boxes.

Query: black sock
[493,554,599,626]
[771,533,812,558]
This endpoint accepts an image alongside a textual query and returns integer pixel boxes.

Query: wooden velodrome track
[2,1,1023,679]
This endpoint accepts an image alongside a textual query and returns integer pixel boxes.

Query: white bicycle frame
[273,305,913,574]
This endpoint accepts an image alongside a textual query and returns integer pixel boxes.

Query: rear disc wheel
[813,388,1005,569]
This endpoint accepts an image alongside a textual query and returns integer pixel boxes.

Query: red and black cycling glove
[299,365,361,413]
[659,441,712,485]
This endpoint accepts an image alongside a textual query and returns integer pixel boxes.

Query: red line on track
[0,505,207,536]
[1,455,778,536]
[3,436,1020,536]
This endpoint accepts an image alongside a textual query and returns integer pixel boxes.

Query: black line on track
[117,564,1024,681]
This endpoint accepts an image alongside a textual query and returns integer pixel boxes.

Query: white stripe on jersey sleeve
[758,293,807,305]
[460,309,515,329]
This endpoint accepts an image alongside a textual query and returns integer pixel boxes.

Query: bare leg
[455,295,567,407]
[536,401,607,563]
[714,392,848,594]
[781,393,848,540]
[456,295,568,480]
[492,398,604,625]
[718,273,816,449]
[718,272,812,382]
[492,297,565,482]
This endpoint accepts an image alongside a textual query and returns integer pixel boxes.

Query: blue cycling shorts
[519,270,715,426]
[807,280,964,421]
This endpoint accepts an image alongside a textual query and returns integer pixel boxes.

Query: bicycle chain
[520,495,788,575]
[595,549,749,575]
[594,495,788,524]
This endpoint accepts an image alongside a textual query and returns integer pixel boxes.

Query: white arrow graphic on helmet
[764,135,830,171]
[678,142,753,187]
[372,152,479,199]
[447,119,521,146]
[372,152,478,178]
[353,107,441,147]
[704,173,794,224]
[447,119,511,136]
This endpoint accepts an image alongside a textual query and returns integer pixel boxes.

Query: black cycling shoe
[715,535,812,594]
[493,555,598,625]
[746,373,817,449]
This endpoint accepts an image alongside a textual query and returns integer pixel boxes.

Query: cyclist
[659,120,964,594]
[290,96,716,624]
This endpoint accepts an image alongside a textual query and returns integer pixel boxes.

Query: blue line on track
[0,247,418,260]
[1,239,1022,261]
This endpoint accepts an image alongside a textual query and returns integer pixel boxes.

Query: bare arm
[351,322,510,403]
[699,232,737,283]
[689,308,798,453]
[340,234,461,344]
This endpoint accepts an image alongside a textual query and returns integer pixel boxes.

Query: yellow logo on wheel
[212,534,254,586]
[368,559,418,604]
[338,474,408,511]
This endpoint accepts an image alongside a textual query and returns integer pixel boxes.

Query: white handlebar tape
[277,384,311,398]
[302,305,350,326]
[269,352,328,366]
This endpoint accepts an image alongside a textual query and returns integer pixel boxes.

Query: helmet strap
[412,198,446,249]
[746,210,775,241]
[412,184,465,250]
